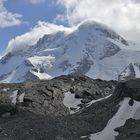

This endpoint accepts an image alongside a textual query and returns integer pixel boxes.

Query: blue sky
[0,0,64,53]
[1,0,140,53]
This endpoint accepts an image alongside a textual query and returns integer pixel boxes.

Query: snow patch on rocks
[87,94,112,107]
[18,93,25,103]
[2,88,10,92]
[10,90,25,104]
[10,90,18,104]
[63,92,82,114]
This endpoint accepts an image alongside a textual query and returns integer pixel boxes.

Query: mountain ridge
[0,20,140,83]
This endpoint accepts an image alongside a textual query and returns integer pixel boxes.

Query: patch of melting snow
[2,88,10,92]
[10,90,25,104]
[63,92,112,114]
[10,90,18,104]
[89,97,140,140]
[87,94,112,107]
[81,136,88,139]
[63,92,82,114]
[71,78,75,81]
[18,93,25,103]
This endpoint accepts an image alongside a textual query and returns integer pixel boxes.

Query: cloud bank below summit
[4,0,140,53]
[57,0,140,43]
[6,21,72,53]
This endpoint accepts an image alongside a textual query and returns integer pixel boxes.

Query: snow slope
[0,20,140,83]
[89,98,140,140]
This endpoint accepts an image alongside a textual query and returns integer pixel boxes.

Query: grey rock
[113,78,140,101]
[115,119,140,140]
[118,63,136,81]
[1,113,11,118]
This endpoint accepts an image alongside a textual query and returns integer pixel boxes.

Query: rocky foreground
[0,75,139,140]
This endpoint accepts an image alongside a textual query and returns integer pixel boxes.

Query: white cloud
[57,0,140,43]
[6,21,72,53]
[28,0,46,4]
[0,0,22,28]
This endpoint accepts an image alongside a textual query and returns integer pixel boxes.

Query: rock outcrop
[0,75,117,116]
[115,119,140,140]
[0,75,139,140]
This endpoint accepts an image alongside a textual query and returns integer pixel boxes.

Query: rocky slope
[0,75,140,140]
[0,75,117,116]
[1,20,140,83]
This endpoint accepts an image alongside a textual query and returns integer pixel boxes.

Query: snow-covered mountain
[0,20,140,83]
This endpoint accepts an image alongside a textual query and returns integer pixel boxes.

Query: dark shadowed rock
[115,119,140,140]
[113,78,140,101]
